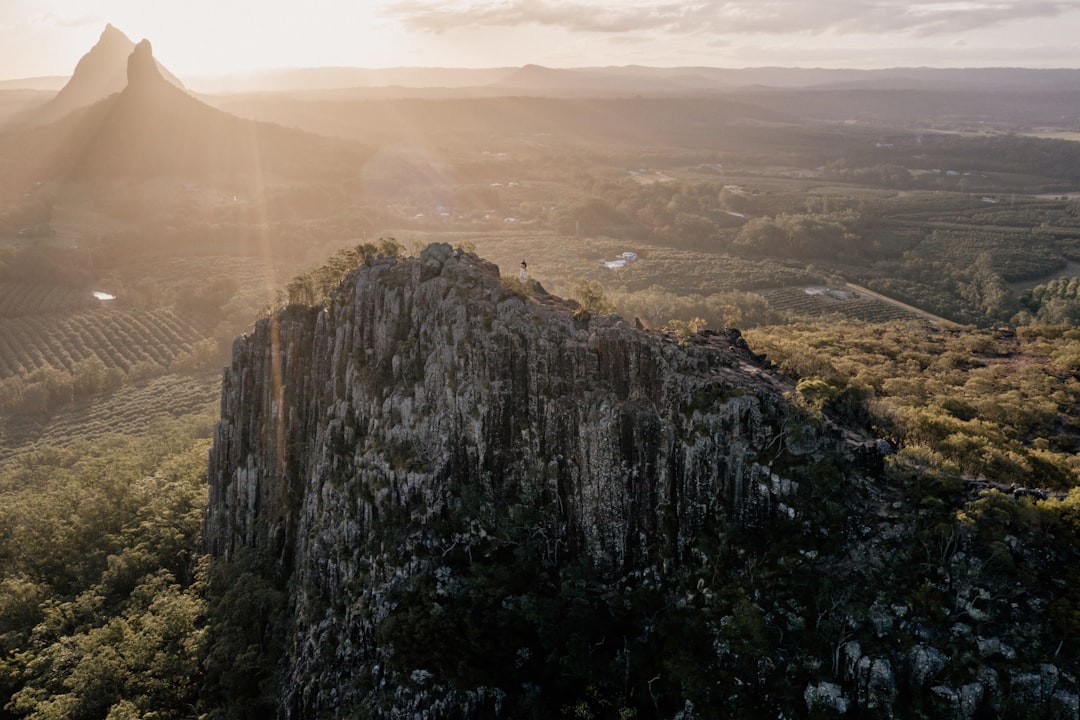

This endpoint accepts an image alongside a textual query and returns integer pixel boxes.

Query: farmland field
[0,307,205,377]
[0,369,219,460]
[2,85,1080,455]
[756,286,920,323]
[0,283,98,317]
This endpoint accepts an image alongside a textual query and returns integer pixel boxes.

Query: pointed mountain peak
[79,24,132,66]
[101,23,125,40]
[17,24,184,127]
[127,39,165,89]
[92,23,133,53]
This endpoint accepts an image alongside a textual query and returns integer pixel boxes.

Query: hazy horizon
[3,0,1080,83]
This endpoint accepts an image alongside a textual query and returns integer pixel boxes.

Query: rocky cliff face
[204,244,1077,719]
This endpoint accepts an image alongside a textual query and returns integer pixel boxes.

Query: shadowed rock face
[24,33,361,182]
[20,24,185,127]
[204,244,859,572]
[126,39,166,91]
[204,245,1079,719]
[205,244,878,716]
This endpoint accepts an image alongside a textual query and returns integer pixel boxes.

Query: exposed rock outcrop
[204,245,1079,719]
[205,245,842,562]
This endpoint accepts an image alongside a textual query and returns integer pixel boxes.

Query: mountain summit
[21,24,184,126]
[13,33,364,182]
[125,38,167,91]
[204,244,827,714]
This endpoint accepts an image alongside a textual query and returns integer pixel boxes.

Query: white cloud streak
[28,11,100,28]
[383,0,1076,37]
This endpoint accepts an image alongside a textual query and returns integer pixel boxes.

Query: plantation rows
[0,307,204,379]
[0,283,97,318]
[616,254,817,294]
[0,371,220,460]
[909,228,1063,282]
[914,203,1080,230]
[758,286,919,323]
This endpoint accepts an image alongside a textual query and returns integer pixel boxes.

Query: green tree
[72,357,108,397]
[574,279,615,315]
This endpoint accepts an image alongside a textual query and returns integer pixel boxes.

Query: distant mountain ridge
[188,66,518,94]
[187,63,1080,95]
[6,37,1079,97]
[0,76,67,91]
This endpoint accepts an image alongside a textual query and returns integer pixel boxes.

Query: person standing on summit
[518,260,528,283]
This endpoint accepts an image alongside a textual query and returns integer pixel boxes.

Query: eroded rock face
[806,681,850,714]
[909,644,947,690]
[205,245,873,716]
[206,246,820,558]
[203,245,1078,719]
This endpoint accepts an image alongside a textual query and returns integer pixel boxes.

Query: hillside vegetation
[196,246,1080,718]
[2,55,1080,716]
[748,321,1080,488]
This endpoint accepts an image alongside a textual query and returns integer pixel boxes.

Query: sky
[2,0,1080,81]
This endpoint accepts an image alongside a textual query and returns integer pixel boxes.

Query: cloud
[607,34,654,46]
[382,0,1076,37]
[829,1,1076,36]
[385,1,700,34]
[29,11,100,28]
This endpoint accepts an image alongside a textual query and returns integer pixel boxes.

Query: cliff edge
[204,244,1077,719]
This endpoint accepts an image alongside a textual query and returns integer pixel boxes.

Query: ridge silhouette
[0,34,369,185]
[20,24,185,127]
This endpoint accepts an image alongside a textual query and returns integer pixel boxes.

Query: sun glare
[38,2,410,78]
